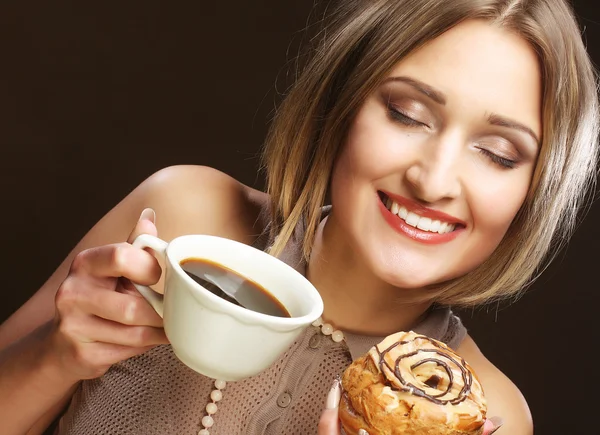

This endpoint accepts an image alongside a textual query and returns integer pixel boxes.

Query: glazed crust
[339,332,486,435]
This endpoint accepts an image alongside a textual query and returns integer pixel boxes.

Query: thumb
[127,207,158,244]
[482,416,504,434]
[120,208,160,297]
[318,409,340,435]
[318,379,342,435]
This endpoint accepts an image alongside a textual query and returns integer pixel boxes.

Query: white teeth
[405,212,420,227]
[438,223,456,234]
[383,196,456,234]
[416,217,432,231]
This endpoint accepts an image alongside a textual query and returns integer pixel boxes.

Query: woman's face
[329,20,542,288]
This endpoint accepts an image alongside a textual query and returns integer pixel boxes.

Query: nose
[404,136,462,203]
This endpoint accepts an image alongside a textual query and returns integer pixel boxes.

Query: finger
[119,276,164,297]
[79,285,164,327]
[71,243,161,284]
[66,314,168,347]
[127,208,158,244]
[483,416,504,435]
[318,409,340,435]
[75,341,159,373]
[318,379,342,435]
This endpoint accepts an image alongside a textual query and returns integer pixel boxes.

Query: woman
[0,0,597,434]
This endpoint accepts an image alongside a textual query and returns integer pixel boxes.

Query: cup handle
[131,234,168,318]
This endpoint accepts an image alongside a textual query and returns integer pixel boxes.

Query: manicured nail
[488,416,504,434]
[139,208,155,223]
[358,430,369,435]
[326,378,341,409]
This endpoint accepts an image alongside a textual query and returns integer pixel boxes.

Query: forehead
[385,19,542,137]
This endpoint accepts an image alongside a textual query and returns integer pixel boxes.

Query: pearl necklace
[196,317,344,434]
[312,316,345,342]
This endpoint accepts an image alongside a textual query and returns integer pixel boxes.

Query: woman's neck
[306,214,432,336]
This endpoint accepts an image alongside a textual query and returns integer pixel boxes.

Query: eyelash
[387,106,425,127]
[478,148,517,169]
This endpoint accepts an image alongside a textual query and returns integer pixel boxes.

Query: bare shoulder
[136,165,269,243]
[0,165,269,348]
[456,334,533,435]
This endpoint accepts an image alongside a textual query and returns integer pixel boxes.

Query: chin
[375,265,424,289]
[381,271,447,292]
[367,252,444,291]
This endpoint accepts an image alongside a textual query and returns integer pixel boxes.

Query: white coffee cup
[131,234,324,381]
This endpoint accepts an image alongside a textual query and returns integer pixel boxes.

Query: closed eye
[478,148,517,169]
[387,106,427,128]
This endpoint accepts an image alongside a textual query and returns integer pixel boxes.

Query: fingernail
[358,430,370,435]
[139,208,155,223]
[326,378,341,409]
[488,416,504,434]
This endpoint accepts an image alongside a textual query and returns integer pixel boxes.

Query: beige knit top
[56,207,467,435]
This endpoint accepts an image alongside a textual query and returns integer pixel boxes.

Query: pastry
[340,331,487,435]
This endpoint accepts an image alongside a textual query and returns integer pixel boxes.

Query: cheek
[330,116,387,237]
[331,120,371,201]
[470,176,530,238]
[330,146,360,202]
[334,118,378,181]
[332,109,413,191]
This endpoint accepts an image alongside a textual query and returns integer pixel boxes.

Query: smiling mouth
[377,191,464,234]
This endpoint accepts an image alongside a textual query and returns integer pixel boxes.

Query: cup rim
[165,234,324,326]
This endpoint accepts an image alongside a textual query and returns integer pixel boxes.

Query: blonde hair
[261,0,599,306]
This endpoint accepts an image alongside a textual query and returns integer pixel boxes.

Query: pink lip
[377,192,465,244]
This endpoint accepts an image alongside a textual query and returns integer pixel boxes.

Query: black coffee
[180,257,291,318]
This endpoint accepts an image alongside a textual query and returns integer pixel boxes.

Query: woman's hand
[318,380,503,434]
[317,379,346,435]
[46,208,169,382]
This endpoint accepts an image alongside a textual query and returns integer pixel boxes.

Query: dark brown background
[0,1,598,434]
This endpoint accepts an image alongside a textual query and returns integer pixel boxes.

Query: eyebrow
[487,113,540,146]
[383,76,447,105]
[384,75,540,147]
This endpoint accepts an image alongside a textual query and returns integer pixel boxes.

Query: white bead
[332,330,345,342]
[214,379,227,390]
[210,390,223,402]
[321,323,334,335]
[206,402,218,415]
[198,430,210,435]
[202,416,215,428]
[312,317,323,327]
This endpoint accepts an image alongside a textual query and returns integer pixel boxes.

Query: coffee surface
[180,257,291,318]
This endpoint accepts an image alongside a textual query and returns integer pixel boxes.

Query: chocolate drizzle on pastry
[376,335,473,406]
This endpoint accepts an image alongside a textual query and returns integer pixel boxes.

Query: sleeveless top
[56,206,467,435]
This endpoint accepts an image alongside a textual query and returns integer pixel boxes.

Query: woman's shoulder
[456,334,533,435]
[134,165,270,244]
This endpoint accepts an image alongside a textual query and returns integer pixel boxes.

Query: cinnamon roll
[340,331,487,435]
